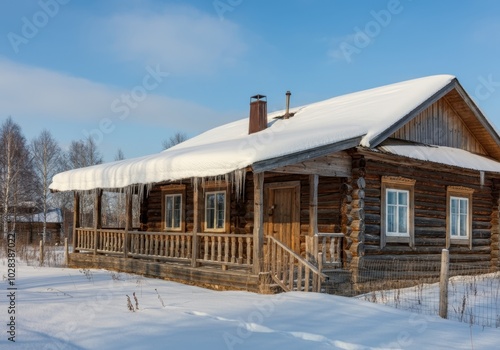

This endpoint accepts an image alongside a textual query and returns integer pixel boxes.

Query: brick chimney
[248,94,267,134]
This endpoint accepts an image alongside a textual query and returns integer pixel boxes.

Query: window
[381,176,415,248]
[450,197,468,238]
[161,184,185,232]
[205,191,226,231]
[165,194,182,230]
[446,186,473,248]
[386,189,409,236]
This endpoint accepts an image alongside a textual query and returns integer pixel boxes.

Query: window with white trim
[205,191,226,231]
[165,194,182,230]
[450,196,468,239]
[446,186,473,248]
[386,189,409,237]
[381,176,415,248]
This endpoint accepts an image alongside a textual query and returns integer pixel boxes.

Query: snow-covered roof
[50,74,498,192]
[377,142,500,173]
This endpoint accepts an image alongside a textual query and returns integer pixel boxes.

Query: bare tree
[162,131,188,150]
[115,148,125,161]
[67,136,103,169]
[65,136,103,227]
[30,130,63,243]
[0,117,32,239]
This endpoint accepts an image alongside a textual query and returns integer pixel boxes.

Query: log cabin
[50,75,500,293]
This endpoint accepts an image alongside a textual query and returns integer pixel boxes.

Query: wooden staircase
[265,233,350,294]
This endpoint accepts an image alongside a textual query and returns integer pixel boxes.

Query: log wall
[361,156,494,268]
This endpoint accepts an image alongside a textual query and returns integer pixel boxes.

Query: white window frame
[165,194,182,231]
[381,176,415,248]
[386,189,410,237]
[205,191,226,232]
[446,186,473,249]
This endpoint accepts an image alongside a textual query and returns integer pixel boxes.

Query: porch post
[124,191,133,258]
[73,192,80,253]
[93,189,102,256]
[308,174,319,263]
[253,172,264,274]
[191,178,200,268]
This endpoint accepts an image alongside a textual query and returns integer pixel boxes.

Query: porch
[69,227,344,293]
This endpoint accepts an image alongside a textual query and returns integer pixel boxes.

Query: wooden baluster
[336,236,341,264]
[217,236,222,262]
[238,237,243,264]
[170,235,175,257]
[321,236,328,260]
[297,264,303,291]
[224,237,229,263]
[166,235,170,257]
[246,237,252,265]
[304,266,310,292]
[187,235,192,259]
[204,236,209,261]
[231,237,236,263]
[181,235,186,258]
[211,236,216,261]
[329,237,335,264]
[288,253,294,291]
[175,236,181,258]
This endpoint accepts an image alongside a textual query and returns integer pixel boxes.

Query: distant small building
[13,208,63,244]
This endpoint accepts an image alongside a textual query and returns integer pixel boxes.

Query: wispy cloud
[0,58,225,131]
[94,4,247,75]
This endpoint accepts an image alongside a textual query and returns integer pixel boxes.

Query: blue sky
[1,0,500,162]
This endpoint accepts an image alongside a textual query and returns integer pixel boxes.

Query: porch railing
[198,233,253,267]
[74,228,253,269]
[266,236,327,292]
[316,232,344,269]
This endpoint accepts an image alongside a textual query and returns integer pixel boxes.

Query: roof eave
[251,136,362,173]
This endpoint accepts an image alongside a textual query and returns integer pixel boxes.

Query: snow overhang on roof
[377,143,500,174]
[50,75,462,192]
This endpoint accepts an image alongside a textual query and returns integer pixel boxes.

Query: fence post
[64,238,69,266]
[39,240,44,266]
[439,249,449,319]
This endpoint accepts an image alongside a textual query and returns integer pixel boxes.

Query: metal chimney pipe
[284,91,291,119]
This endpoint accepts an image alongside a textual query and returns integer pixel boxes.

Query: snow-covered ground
[357,272,500,329]
[1,260,499,350]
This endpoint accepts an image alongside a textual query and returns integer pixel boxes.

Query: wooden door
[265,182,300,254]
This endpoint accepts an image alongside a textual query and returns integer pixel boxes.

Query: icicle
[480,171,485,188]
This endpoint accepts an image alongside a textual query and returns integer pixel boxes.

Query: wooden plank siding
[362,156,494,268]
[390,97,487,155]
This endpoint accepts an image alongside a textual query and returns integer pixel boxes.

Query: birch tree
[0,117,32,239]
[31,130,63,243]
